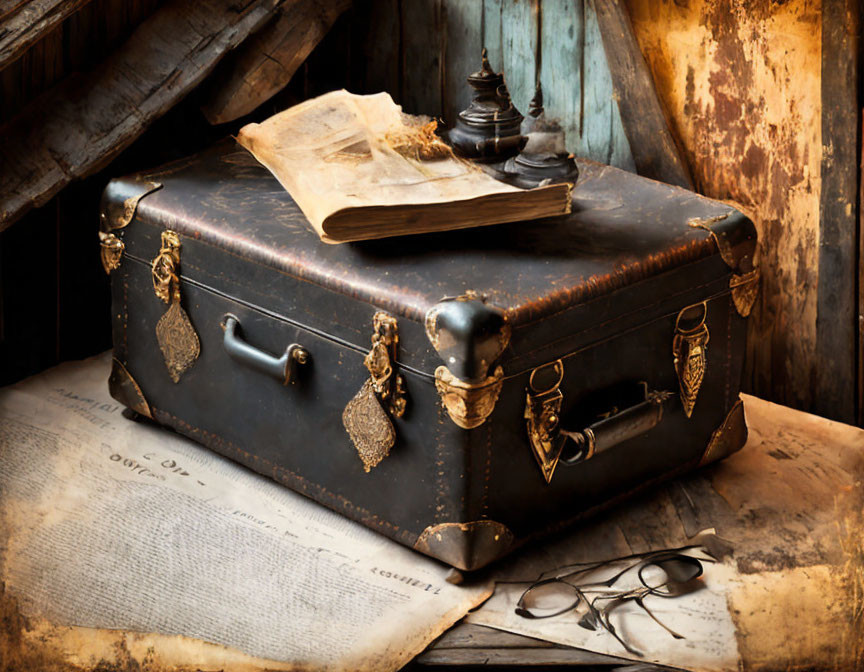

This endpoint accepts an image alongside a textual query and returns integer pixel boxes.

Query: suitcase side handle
[558,388,674,466]
[221,314,308,385]
[525,359,673,483]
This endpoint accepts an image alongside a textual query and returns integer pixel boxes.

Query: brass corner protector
[414,520,515,571]
[100,181,162,232]
[98,231,124,274]
[688,214,734,266]
[699,398,747,467]
[730,268,760,317]
[435,365,504,429]
[424,293,511,381]
[424,291,511,351]
[108,358,152,419]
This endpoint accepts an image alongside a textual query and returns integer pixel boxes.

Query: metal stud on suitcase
[100,140,758,570]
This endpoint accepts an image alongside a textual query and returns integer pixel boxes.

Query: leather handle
[559,390,673,466]
[221,314,308,385]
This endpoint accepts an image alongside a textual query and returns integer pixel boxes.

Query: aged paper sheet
[468,555,740,671]
[0,354,492,672]
[467,395,864,671]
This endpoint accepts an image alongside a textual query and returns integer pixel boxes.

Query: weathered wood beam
[0,0,93,70]
[201,0,350,125]
[859,112,864,426]
[0,0,282,230]
[592,0,693,190]
[815,0,860,424]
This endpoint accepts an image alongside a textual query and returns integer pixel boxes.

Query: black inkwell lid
[446,48,526,163]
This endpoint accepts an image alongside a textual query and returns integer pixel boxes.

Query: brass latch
[364,312,407,418]
[525,360,672,484]
[672,302,709,418]
[99,231,124,274]
[151,230,200,383]
[525,360,565,483]
[343,312,407,472]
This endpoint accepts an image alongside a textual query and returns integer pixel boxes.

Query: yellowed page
[237,90,567,242]
[467,395,864,671]
[0,354,492,672]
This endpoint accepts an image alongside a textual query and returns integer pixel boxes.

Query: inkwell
[501,85,579,188]
[446,49,525,162]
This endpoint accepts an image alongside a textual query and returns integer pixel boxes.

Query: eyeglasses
[514,546,710,656]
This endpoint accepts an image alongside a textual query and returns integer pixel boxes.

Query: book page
[0,354,492,672]
[237,90,570,242]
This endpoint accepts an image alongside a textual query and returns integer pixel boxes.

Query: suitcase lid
[102,140,756,383]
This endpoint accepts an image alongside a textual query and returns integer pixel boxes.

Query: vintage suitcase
[100,140,758,571]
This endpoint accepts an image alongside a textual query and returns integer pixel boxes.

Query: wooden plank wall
[353,0,636,172]
[0,0,162,125]
[623,0,845,418]
[0,7,358,386]
[0,0,198,386]
[817,0,860,423]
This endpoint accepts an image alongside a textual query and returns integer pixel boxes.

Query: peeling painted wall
[625,0,823,411]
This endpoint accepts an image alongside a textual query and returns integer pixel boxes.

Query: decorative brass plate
[672,302,709,419]
[150,230,200,383]
[343,312,407,471]
[524,359,565,484]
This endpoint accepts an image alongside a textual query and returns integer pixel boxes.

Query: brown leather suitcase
[100,140,758,570]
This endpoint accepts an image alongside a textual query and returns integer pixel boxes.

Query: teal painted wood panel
[539,0,584,155]
[360,0,635,171]
[442,0,483,128]
[580,0,634,169]
[498,0,538,117]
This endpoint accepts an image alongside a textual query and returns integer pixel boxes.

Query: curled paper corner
[687,527,735,561]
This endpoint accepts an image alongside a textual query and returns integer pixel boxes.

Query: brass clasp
[99,231,124,274]
[525,359,565,484]
[364,312,407,418]
[151,230,182,303]
[672,302,709,418]
[150,230,200,383]
[343,312,408,472]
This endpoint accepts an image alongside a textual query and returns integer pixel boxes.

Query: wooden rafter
[0,0,283,230]
[592,0,693,190]
[201,0,351,125]
[0,0,94,70]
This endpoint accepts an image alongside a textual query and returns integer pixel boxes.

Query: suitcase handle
[558,388,673,466]
[221,314,308,385]
[525,359,674,482]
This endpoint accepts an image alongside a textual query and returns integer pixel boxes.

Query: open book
[237,90,572,243]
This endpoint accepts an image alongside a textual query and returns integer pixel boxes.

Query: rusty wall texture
[625,0,822,412]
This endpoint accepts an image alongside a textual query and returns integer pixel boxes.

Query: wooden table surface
[410,394,864,670]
